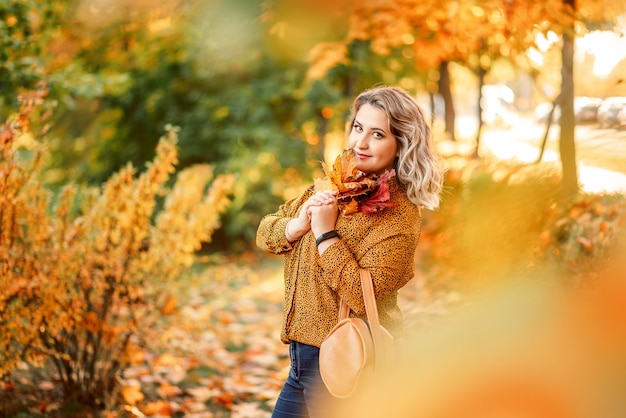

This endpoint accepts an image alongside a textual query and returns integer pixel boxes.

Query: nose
[354,132,369,149]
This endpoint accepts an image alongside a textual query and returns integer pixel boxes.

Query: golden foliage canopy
[290,0,626,78]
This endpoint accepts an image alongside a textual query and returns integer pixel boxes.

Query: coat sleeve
[317,212,421,316]
[255,186,314,255]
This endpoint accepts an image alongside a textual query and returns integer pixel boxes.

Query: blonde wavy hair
[347,86,445,210]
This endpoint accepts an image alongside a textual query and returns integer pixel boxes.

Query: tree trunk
[429,92,435,126]
[536,94,561,163]
[559,1,578,198]
[439,61,456,141]
[474,66,486,157]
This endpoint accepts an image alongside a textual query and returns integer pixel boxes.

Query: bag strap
[359,269,386,368]
[337,269,379,321]
[338,297,350,321]
[337,269,387,368]
[358,269,381,329]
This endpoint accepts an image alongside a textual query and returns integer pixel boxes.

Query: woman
[256,86,444,417]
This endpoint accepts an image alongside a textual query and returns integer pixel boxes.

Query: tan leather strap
[359,269,386,369]
[338,298,350,321]
[336,269,386,368]
[358,269,379,327]
[337,269,379,323]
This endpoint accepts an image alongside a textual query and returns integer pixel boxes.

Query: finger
[305,198,323,207]
[315,190,336,197]
[316,192,336,204]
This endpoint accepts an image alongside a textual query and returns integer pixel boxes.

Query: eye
[373,131,384,139]
[353,123,363,132]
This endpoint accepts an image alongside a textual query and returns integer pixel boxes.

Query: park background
[2,0,626,416]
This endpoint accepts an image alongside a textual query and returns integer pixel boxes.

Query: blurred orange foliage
[294,0,622,79]
[329,235,626,417]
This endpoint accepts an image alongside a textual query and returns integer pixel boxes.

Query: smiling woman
[348,104,398,174]
[256,86,445,417]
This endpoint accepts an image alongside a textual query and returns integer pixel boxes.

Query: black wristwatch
[315,230,340,246]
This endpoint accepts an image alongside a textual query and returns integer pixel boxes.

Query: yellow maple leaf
[313,176,337,192]
[314,149,378,211]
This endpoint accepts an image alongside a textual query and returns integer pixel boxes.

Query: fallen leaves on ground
[0,254,455,417]
[115,256,291,417]
[110,254,454,417]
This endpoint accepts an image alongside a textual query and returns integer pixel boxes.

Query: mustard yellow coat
[256,178,422,347]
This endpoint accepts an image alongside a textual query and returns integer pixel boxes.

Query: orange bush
[536,193,626,281]
[0,88,234,406]
[419,158,626,286]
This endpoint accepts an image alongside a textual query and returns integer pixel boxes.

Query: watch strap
[315,230,339,246]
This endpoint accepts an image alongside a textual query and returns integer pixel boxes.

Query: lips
[355,152,370,159]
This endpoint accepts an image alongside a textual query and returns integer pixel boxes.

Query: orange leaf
[318,149,371,194]
[341,199,360,215]
[83,311,101,334]
[320,150,400,215]
[143,401,173,416]
[215,310,236,325]
[161,295,178,316]
[216,391,236,409]
[157,383,182,398]
[154,353,179,367]
[120,384,144,406]
[314,149,384,214]
[123,343,145,365]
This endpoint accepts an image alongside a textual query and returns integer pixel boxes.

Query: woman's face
[348,103,398,175]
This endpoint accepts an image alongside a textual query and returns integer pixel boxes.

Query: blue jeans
[272,341,336,418]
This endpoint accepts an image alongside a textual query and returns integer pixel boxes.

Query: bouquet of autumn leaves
[314,149,397,215]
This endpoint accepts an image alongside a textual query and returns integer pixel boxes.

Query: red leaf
[315,150,396,215]
[359,172,398,214]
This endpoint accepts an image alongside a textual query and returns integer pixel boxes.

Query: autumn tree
[278,0,626,198]
[289,0,532,142]
[528,0,626,197]
[303,0,484,141]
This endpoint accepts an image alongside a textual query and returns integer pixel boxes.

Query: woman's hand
[309,193,339,238]
[286,191,337,241]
